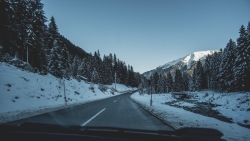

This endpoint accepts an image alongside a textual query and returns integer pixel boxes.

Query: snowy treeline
[139,21,250,93]
[204,24,250,92]
[0,0,141,87]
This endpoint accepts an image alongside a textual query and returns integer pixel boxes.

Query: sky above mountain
[42,0,250,73]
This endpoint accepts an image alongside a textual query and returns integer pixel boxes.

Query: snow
[157,57,184,70]
[0,62,134,123]
[159,50,217,70]
[131,92,250,141]
[144,50,217,78]
[183,50,216,62]
[173,101,196,107]
[188,90,250,126]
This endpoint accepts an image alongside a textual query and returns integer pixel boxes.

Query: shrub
[98,84,108,92]
[6,84,12,87]
[89,83,95,92]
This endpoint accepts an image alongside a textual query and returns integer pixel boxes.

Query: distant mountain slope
[143,50,217,78]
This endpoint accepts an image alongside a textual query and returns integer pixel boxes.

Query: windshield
[0,0,249,141]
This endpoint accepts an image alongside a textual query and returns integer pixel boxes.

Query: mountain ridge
[143,50,218,78]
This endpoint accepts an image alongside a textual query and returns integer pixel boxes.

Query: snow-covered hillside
[131,91,250,141]
[143,50,217,78]
[0,62,135,123]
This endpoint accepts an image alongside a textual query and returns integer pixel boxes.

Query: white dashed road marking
[81,108,106,126]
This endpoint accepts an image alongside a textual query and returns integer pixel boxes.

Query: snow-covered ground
[131,92,250,141]
[188,91,250,126]
[0,62,134,123]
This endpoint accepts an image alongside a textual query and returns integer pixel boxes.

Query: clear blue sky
[42,0,250,73]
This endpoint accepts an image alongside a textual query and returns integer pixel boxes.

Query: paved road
[4,93,174,130]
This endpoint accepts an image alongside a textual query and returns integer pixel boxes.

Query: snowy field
[131,92,250,141]
[0,62,134,123]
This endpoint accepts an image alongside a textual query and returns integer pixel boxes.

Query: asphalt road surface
[4,92,174,131]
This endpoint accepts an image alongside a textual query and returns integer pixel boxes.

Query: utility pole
[115,72,116,90]
[150,76,153,106]
[26,46,28,63]
[150,84,152,106]
[63,78,67,106]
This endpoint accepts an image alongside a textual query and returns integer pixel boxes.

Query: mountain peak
[182,50,217,69]
[143,50,218,78]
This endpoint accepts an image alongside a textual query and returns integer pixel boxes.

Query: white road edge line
[114,100,117,102]
[81,108,106,126]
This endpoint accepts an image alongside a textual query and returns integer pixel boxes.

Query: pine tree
[182,72,189,91]
[47,16,70,78]
[93,50,102,76]
[156,75,162,93]
[195,60,204,91]
[191,68,196,91]
[121,62,127,84]
[107,53,114,84]
[36,46,48,75]
[129,66,135,87]
[48,16,60,42]
[91,68,99,84]
[234,25,248,91]
[134,72,142,88]
[79,58,87,77]
[71,55,79,77]
[174,69,183,92]
[166,72,173,93]
[117,60,124,84]
[204,55,211,89]
[146,77,150,90]
[218,39,236,92]
[138,83,144,94]
[13,0,30,61]
[47,16,59,64]
[100,55,106,84]
[48,40,62,77]
[113,54,117,66]
[210,52,222,91]
[102,55,113,84]
[113,53,117,82]
[157,74,167,93]
[0,0,17,56]
[27,0,48,69]
[152,72,159,93]
[163,75,167,93]
[60,44,70,77]
[246,22,250,91]
[149,75,156,94]
[127,64,131,86]
[84,56,93,82]
[188,73,193,91]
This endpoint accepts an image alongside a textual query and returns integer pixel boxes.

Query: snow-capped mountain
[143,50,217,78]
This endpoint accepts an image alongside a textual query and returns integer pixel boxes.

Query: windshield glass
[0,0,249,141]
